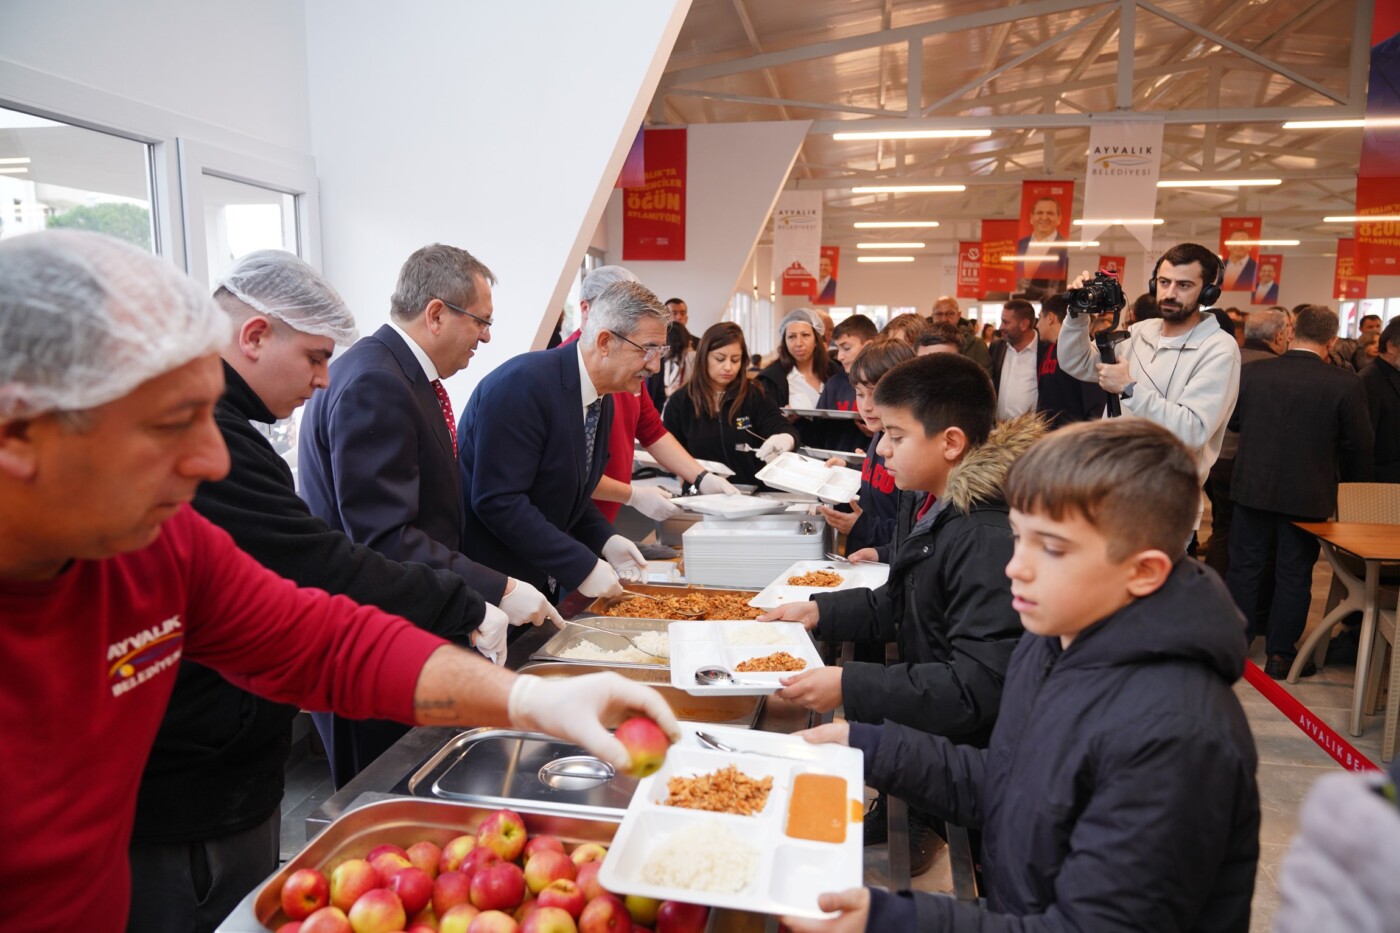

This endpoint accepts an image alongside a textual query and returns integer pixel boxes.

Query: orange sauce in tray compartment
[784,773,851,844]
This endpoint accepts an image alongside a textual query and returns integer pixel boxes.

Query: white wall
[304,0,691,409]
[0,0,312,155]
[601,121,809,333]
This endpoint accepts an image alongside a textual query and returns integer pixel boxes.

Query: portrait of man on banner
[813,245,839,305]
[1219,218,1262,291]
[1014,181,1073,299]
[1252,255,1282,305]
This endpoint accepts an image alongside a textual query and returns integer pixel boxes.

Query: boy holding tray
[783,419,1261,932]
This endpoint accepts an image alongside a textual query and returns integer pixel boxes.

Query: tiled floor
[278,535,1393,931]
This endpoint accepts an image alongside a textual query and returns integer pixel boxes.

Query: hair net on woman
[216,249,358,346]
[0,230,231,419]
[778,307,824,339]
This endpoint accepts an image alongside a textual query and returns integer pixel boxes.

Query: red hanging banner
[956,242,982,299]
[1014,180,1074,298]
[622,129,686,261]
[812,245,840,305]
[1355,177,1400,276]
[614,127,645,189]
[980,219,1018,298]
[1219,217,1262,292]
[1335,238,1367,300]
[1251,254,1282,306]
[1097,255,1126,279]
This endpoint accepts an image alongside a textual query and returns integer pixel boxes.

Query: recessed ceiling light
[1280,118,1400,129]
[853,221,940,228]
[1323,215,1400,223]
[0,157,31,165]
[850,185,966,193]
[1227,239,1300,246]
[0,167,29,174]
[833,129,992,141]
[856,242,925,249]
[1157,178,1281,187]
[1073,218,1164,225]
[857,256,916,263]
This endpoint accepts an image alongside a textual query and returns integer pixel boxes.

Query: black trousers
[127,809,280,933]
[1226,503,1322,659]
[312,711,411,789]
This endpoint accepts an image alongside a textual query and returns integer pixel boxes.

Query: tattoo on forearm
[415,696,457,721]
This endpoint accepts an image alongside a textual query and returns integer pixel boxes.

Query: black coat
[1230,350,1373,519]
[988,335,1051,399]
[1035,341,1108,428]
[857,560,1260,931]
[661,382,798,487]
[811,417,1042,741]
[1361,357,1400,482]
[132,363,485,842]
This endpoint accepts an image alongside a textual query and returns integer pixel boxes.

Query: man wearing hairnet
[124,251,506,932]
[0,231,681,933]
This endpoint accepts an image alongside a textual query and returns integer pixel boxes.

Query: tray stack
[683,515,826,588]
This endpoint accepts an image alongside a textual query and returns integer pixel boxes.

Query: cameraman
[1057,243,1241,547]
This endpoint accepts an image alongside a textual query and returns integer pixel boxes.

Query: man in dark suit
[989,299,1049,420]
[1032,294,1106,428]
[458,281,668,601]
[1362,318,1400,482]
[299,244,561,659]
[1226,304,1374,679]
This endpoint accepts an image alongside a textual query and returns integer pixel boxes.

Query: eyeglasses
[609,329,666,363]
[434,297,494,331]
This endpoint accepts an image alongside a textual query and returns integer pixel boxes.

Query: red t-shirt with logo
[0,506,446,932]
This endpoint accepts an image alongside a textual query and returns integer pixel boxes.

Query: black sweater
[132,363,485,842]
[661,383,799,487]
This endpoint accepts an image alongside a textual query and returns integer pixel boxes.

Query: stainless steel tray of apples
[218,796,717,932]
[515,662,764,729]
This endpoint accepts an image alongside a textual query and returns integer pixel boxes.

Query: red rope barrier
[1242,659,1380,773]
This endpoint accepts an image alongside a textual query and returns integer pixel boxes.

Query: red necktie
[431,379,457,449]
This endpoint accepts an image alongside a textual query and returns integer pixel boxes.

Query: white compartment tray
[747,559,890,609]
[671,494,789,519]
[668,622,823,696]
[756,452,861,504]
[598,724,863,919]
[634,448,735,478]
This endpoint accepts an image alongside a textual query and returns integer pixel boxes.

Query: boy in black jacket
[783,419,1260,933]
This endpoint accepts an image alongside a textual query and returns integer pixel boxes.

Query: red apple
[348,888,406,933]
[536,879,585,920]
[622,896,660,927]
[521,906,578,933]
[440,834,478,874]
[477,809,528,862]
[300,906,352,933]
[367,843,411,864]
[573,863,606,903]
[613,717,669,778]
[282,868,331,920]
[523,850,576,894]
[654,902,707,933]
[578,895,631,933]
[461,847,503,879]
[390,866,435,916]
[406,905,438,933]
[568,844,607,866]
[408,925,438,933]
[471,862,526,912]
[468,910,519,933]
[369,850,414,882]
[523,836,565,860]
[513,894,536,924]
[439,902,481,933]
[433,871,474,915]
[330,860,381,912]
[408,840,443,879]
[277,923,304,933]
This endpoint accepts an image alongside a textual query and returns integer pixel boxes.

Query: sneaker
[863,795,887,847]
[1264,653,1317,680]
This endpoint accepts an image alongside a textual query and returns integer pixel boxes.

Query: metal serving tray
[582,583,763,624]
[515,661,764,728]
[532,617,671,669]
[221,798,620,932]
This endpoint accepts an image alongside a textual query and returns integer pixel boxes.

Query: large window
[199,174,297,284]
[0,105,155,250]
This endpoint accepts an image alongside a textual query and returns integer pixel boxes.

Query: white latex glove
[498,578,564,627]
[756,433,796,463]
[602,534,647,582]
[698,473,740,496]
[508,672,682,771]
[470,603,509,665]
[627,484,681,521]
[577,558,624,599]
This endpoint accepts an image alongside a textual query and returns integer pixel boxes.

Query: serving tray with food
[598,724,863,919]
[667,621,823,696]
[747,559,890,609]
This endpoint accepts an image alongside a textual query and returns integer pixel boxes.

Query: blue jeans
[1226,503,1322,659]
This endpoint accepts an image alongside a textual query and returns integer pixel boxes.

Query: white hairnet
[779,307,825,338]
[580,264,639,302]
[215,249,358,346]
[0,230,231,419]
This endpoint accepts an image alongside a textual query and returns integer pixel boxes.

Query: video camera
[1063,271,1130,417]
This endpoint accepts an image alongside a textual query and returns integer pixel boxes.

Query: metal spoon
[823,552,851,563]
[694,665,772,688]
[695,730,809,761]
[562,619,668,660]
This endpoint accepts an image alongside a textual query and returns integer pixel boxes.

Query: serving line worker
[756,307,833,452]
[458,280,669,602]
[561,266,737,525]
[662,322,800,487]
[0,230,680,933]
[126,249,509,933]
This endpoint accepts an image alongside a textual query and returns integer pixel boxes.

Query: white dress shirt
[576,342,600,423]
[787,368,822,410]
[997,334,1039,420]
[388,320,440,382]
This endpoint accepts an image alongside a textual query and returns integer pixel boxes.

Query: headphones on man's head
[1149,251,1224,308]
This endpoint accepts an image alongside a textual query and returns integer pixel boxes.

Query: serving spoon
[562,619,668,660]
[694,665,772,688]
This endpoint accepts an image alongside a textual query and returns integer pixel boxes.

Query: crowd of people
[3,228,1397,933]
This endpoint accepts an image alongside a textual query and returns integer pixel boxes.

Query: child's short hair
[847,336,915,387]
[1005,418,1199,560]
[883,312,930,346]
[833,314,878,343]
[873,353,994,446]
[918,322,962,349]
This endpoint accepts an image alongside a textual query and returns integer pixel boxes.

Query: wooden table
[1291,522,1400,735]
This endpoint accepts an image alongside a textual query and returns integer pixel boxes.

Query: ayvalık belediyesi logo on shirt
[107,615,184,697]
